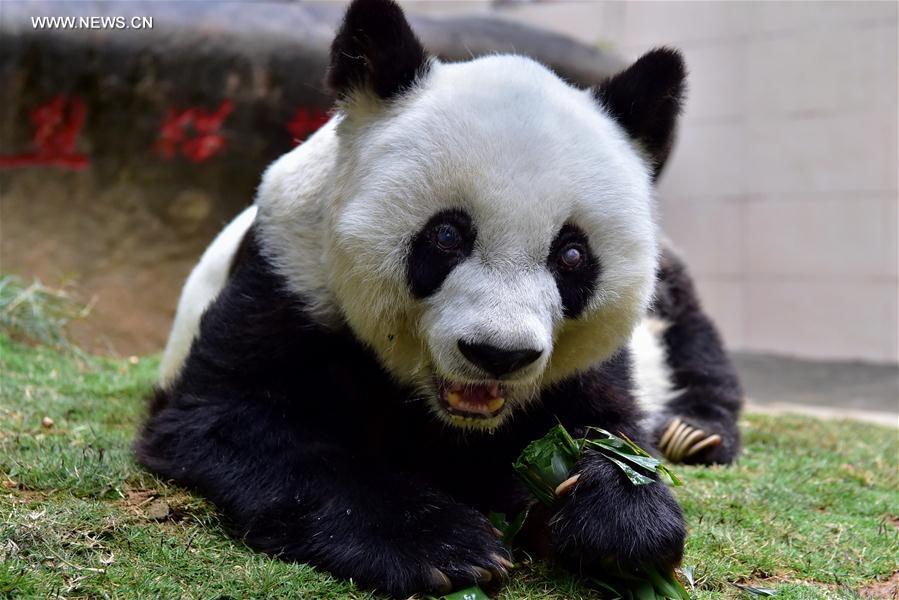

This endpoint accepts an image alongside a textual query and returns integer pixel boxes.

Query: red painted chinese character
[0,95,89,169]
[287,106,330,144]
[155,100,233,163]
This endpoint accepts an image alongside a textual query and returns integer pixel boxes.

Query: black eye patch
[407,209,476,298]
[547,223,601,319]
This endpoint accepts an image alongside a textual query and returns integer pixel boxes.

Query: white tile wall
[660,197,745,277]
[619,1,753,48]
[884,197,898,280]
[749,1,898,35]
[744,111,897,196]
[746,196,893,278]
[744,280,898,362]
[694,278,746,348]
[677,42,747,123]
[745,24,898,116]
[657,120,748,199]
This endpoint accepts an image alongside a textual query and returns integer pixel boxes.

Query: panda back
[158,205,257,387]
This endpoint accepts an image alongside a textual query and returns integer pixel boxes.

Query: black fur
[649,248,744,464]
[407,208,476,298]
[547,223,601,319]
[594,48,686,179]
[136,227,686,597]
[326,0,430,101]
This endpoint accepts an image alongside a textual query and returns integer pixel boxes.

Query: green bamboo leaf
[583,428,682,487]
[488,506,530,544]
[439,585,491,600]
[602,454,655,486]
[633,579,659,600]
[584,439,663,471]
[589,577,627,596]
[645,567,691,599]
[656,466,681,487]
[488,511,509,533]
[513,424,582,505]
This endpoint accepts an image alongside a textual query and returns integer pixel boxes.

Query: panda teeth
[486,396,505,412]
[446,391,505,415]
[446,391,462,407]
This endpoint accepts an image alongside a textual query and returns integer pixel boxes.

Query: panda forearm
[661,313,742,417]
[639,248,743,464]
[136,392,510,597]
[652,248,742,413]
[136,395,365,536]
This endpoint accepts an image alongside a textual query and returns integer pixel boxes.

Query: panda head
[270,0,686,431]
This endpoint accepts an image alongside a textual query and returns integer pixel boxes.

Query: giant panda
[137,0,743,596]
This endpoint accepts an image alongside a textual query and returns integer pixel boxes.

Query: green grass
[1,334,897,599]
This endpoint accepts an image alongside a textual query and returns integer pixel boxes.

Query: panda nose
[457,341,543,377]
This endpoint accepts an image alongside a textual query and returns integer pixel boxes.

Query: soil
[858,571,899,599]
[1,169,245,356]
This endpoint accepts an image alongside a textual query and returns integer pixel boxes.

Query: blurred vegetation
[0,275,92,348]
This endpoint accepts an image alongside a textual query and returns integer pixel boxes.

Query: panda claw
[673,423,697,457]
[672,426,696,461]
[657,418,682,451]
[670,427,706,461]
[554,473,580,496]
[474,567,493,583]
[429,568,452,594]
[661,420,688,459]
[684,433,722,458]
[493,553,514,570]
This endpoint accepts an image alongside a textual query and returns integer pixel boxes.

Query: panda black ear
[326,0,430,101]
[594,48,687,180]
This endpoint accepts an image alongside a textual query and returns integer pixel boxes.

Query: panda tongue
[446,383,505,414]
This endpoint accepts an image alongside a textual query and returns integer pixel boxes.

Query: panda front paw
[653,409,741,465]
[352,499,511,598]
[549,452,686,573]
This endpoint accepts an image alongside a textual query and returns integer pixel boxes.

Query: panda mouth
[438,380,507,419]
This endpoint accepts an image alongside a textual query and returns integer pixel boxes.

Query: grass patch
[1,334,897,599]
[0,276,91,349]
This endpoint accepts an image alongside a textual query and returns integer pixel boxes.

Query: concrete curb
[746,401,899,428]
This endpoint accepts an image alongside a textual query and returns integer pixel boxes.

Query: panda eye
[434,223,462,252]
[547,223,600,319]
[558,244,585,271]
[408,208,475,298]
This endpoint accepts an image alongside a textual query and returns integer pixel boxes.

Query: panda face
[257,2,685,431]
[325,56,659,430]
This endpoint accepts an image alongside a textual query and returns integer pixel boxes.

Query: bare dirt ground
[2,170,240,356]
[859,571,899,599]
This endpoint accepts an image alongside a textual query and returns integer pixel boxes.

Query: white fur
[159,205,257,387]
[253,55,660,428]
[630,316,680,418]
